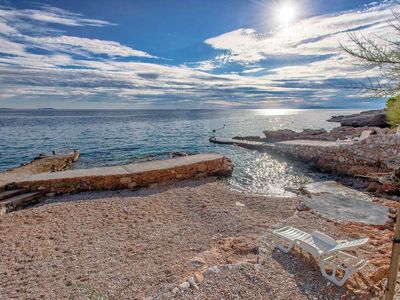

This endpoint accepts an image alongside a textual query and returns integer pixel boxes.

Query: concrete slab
[304,181,372,202]
[121,153,223,173]
[302,194,388,225]
[302,181,388,225]
[18,154,224,182]
[277,140,341,147]
[24,165,129,181]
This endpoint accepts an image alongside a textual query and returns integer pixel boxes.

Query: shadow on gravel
[271,248,374,300]
[32,177,218,209]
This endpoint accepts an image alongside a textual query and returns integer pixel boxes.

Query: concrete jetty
[211,135,400,178]
[209,137,274,150]
[7,153,233,196]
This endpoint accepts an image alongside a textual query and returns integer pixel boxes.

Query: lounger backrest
[325,238,369,254]
[311,231,338,247]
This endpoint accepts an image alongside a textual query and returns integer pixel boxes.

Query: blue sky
[0,0,397,109]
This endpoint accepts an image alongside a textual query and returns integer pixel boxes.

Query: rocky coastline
[222,110,400,198]
[327,109,389,128]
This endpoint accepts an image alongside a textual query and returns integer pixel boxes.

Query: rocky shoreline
[327,109,389,128]
[228,110,400,199]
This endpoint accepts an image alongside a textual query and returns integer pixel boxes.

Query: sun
[276,3,297,26]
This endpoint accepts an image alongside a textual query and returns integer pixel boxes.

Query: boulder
[328,109,389,128]
[263,128,328,142]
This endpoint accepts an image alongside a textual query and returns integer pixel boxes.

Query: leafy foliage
[386,96,400,127]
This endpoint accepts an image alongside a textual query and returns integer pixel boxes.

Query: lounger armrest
[325,238,369,254]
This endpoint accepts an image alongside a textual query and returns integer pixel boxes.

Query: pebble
[172,287,180,294]
[235,201,245,207]
[128,182,137,190]
[163,283,175,291]
[188,277,199,289]
[179,282,190,290]
[206,266,220,274]
[297,200,309,211]
[190,256,206,267]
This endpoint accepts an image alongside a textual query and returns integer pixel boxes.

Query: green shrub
[386,96,400,128]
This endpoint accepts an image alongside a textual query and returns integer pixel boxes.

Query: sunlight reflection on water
[0,109,358,196]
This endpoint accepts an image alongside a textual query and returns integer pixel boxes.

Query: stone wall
[274,134,400,176]
[9,154,233,195]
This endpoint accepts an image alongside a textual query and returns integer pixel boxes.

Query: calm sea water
[0,109,358,196]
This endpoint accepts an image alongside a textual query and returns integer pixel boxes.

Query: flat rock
[301,181,389,225]
[303,181,371,201]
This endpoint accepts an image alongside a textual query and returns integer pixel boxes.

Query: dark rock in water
[169,152,189,158]
[232,136,262,141]
[328,109,389,128]
[33,153,48,160]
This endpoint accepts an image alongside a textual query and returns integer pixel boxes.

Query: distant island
[36,108,56,111]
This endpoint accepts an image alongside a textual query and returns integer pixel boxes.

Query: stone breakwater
[7,153,233,195]
[273,134,400,176]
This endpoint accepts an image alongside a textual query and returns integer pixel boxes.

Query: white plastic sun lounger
[272,226,369,286]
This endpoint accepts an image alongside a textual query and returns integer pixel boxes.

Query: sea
[0,109,359,196]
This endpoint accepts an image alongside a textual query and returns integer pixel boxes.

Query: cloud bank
[0,2,397,108]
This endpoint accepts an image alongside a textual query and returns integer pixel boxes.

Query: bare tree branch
[340,9,400,96]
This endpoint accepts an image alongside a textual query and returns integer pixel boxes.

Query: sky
[0,0,397,109]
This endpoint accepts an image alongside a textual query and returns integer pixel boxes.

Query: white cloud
[0,6,113,27]
[28,35,154,58]
[205,1,397,62]
[0,37,25,56]
[0,2,392,108]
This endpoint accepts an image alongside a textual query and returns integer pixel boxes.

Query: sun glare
[276,2,297,26]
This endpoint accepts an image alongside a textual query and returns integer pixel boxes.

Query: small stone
[37,186,46,191]
[235,201,245,207]
[172,287,180,294]
[296,201,309,211]
[206,266,220,274]
[188,277,198,289]
[46,192,56,197]
[190,256,206,267]
[119,177,132,185]
[163,283,175,291]
[128,182,137,190]
[179,282,190,290]
[194,272,204,284]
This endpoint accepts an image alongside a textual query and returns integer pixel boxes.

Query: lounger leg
[319,260,352,286]
[273,235,294,254]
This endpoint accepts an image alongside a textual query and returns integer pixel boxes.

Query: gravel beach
[0,178,387,299]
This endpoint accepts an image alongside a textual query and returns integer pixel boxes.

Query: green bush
[386,96,400,128]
